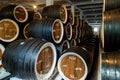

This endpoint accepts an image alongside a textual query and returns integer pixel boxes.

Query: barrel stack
[100,0,120,80]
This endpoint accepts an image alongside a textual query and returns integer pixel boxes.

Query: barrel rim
[74,26,78,39]
[0,19,19,42]
[57,52,88,80]
[61,40,70,52]
[70,39,76,47]
[66,23,72,40]
[52,19,64,44]
[35,42,57,79]
[61,5,68,24]
[23,23,30,39]
[13,5,28,23]
[33,12,42,20]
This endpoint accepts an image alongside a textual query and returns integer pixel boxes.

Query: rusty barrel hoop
[0,19,19,42]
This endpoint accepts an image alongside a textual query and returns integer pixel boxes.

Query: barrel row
[57,37,98,80]
[0,4,94,80]
[0,4,42,43]
[0,5,42,23]
[0,4,93,45]
[2,38,97,80]
[102,10,120,52]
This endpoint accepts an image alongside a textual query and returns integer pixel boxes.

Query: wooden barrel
[0,44,5,66]
[25,11,42,23]
[78,27,82,43]
[101,51,120,80]
[72,24,79,39]
[33,12,42,20]
[18,11,42,39]
[42,5,68,24]
[81,21,88,41]
[0,19,19,42]
[105,0,120,11]
[64,23,72,40]
[67,10,74,25]
[74,16,79,28]
[2,38,57,80]
[23,23,31,39]
[28,18,64,44]
[57,46,92,80]
[0,5,28,23]
[70,39,76,47]
[56,40,70,58]
[102,10,120,51]
[78,19,83,43]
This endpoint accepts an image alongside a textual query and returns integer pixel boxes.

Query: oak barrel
[58,46,92,80]
[2,38,57,80]
[28,18,64,44]
[0,19,19,42]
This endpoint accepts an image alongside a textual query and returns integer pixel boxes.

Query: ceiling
[0,0,103,28]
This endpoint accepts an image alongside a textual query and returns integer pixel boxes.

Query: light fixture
[33,5,37,9]
[94,27,98,32]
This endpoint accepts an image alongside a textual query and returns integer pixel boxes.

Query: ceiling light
[33,5,37,9]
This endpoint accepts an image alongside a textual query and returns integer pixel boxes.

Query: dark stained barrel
[67,10,74,25]
[64,23,72,40]
[72,24,78,39]
[42,5,68,24]
[28,18,64,44]
[55,40,70,58]
[2,38,57,80]
[33,12,42,20]
[105,0,120,11]
[102,10,120,51]
[0,19,19,42]
[74,16,79,28]
[23,23,31,39]
[70,39,76,47]
[57,46,92,80]
[0,5,28,23]
[101,51,120,80]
